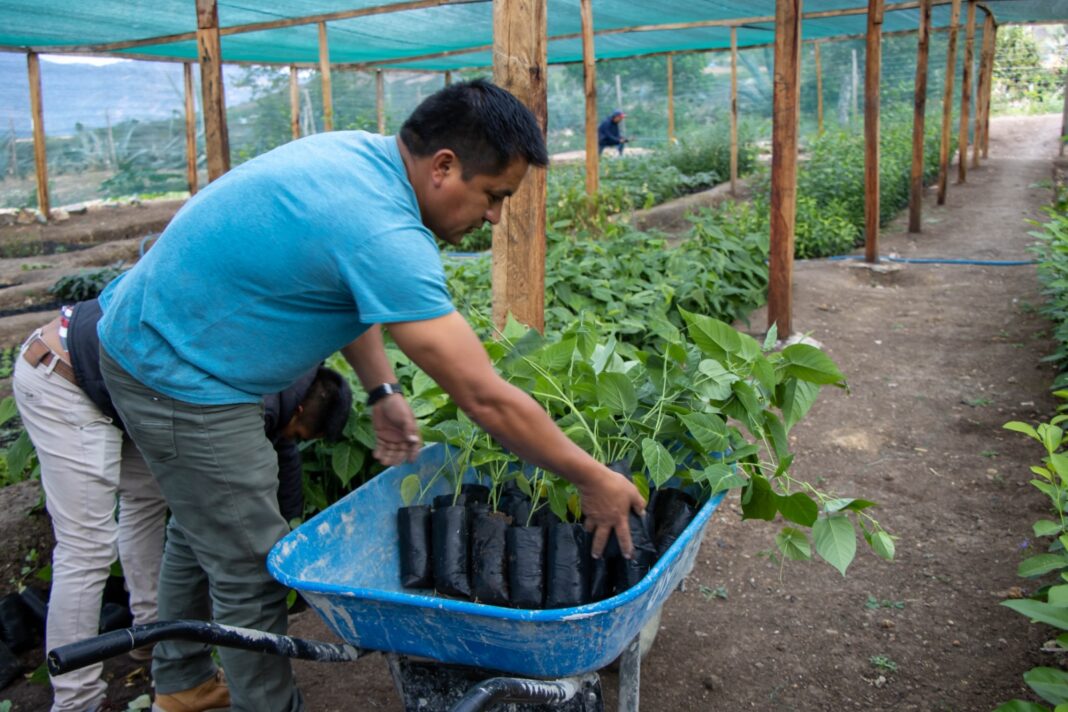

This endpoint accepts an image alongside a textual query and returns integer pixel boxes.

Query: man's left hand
[371,395,422,465]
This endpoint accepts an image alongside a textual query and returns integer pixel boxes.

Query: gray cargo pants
[100,346,303,712]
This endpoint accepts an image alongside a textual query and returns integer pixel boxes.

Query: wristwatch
[367,382,403,406]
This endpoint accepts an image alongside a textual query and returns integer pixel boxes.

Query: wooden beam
[768,0,802,337]
[184,62,199,195]
[936,0,960,205]
[957,0,975,183]
[667,54,676,143]
[908,0,931,233]
[289,65,301,140]
[492,0,547,332]
[26,52,49,219]
[444,70,452,86]
[319,23,333,131]
[730,26,739,196]
[983,24,996,158]
[580,0,598,196]
[972,11,993,167]
[196,0,229,181]
[865,0,884,264]
[814,42,823,134]
[376,70,386,134]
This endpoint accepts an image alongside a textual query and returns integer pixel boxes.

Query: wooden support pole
[972,12,993,168]
[864,0,884,263]
[444,70,452,86]
[768,0,802,337]
[196,0,230,181]
[983,24,996,158]
[289,65,300,140]
[376,70,386,134]
[730,26,739,196]
[936,0,960,204]
[492,0,548,332]
[26,52,49,218]
[956,0,975,183]
[580,0,598,197]
[318,22,333,131]
[1062,54,1068,156]
[814,42,824,134]
[183,62,198,195]
[908,0,931,233]
[667,54,675,143]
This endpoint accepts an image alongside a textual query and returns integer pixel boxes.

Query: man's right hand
[578,466,646,559]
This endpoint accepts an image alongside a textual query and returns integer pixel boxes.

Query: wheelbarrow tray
[268,444,724,679]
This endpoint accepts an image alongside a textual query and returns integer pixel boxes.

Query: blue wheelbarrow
[48,444,724,711]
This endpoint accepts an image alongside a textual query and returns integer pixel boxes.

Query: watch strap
[367,382,402,406]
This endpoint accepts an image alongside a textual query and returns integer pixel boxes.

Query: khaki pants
[13,336,166,712]
[99,347,302,712]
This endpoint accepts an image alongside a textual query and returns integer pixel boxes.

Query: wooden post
[444,70,452,86]
[289,65,301,140]
[983,24,996,158]
[956,0,975,183]
[908,0,931,233]
[196,0,230,181]
[768,0,802,337]
[730,26,739,195]
[580,0,598,196]
[814,42,824,134]
[972,15,989,167]
[376,69,386,134]
[104,110,116,168]
[492,0,548,332]
[666,54,676,144]
[8,120,16,178]
[936,0,960,204]
[183,62,198,195]
[26,52,49,219]
[318,22,333,131]
[864,0,883,263]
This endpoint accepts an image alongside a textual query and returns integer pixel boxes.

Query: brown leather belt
[22,337,78,386]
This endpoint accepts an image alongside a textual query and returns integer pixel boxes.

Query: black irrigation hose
[47,620,363,676]
[449,674,594,712]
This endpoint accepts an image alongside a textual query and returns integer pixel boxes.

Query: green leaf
[763,324,779,352]
[5,430,35,483]
[778,492,818,527]
[1003,600,1068,631]
[824,498,877,513]
[695,360,738,401]
[1035,520,1063,537]
[775,527,811,561]
[1026,667,1068,705]
[680,309,740,361]
[813,514,857,576]
[697,463,746,493]
[400,475,421,507]
[536,338,578,371]
[741,475,779,522]
[1049,585,1068,607]
[596,372,638,416]
[992,701,1051,712]
[871,531,896,561]
[679,412,729,453]
[780,343,846,386]
[0,396,17,427]
[1019,554,1068,578]
[330,442,364,487]
[780,379,820,431]
[1005,421,1040,440]
[641,438,675,488]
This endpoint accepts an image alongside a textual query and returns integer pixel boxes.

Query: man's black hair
[400,78,548,178]
[300,368,352,442]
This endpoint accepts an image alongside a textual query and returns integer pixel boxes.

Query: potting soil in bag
[506,525,545,609]
[470,510,510,606]
[432,504,471,598]
[397,504,433,588]
[498,484,532,527]
[611,511,657,594]
[652,487,698,557]
[546,521,590,608]
[0,593,34,653]
[18,587,47,633]
[460,483,491,504]
[588,548,612,603]
[0,640,19,690]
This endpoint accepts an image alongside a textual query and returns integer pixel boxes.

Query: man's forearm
[341,326,397,391]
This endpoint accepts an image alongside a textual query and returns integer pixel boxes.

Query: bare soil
[0,114,1063,711]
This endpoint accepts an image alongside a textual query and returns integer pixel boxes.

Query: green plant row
[1030,199,1068,387]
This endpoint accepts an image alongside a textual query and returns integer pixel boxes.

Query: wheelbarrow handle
[48,620,363,676]
[450,673,599,712]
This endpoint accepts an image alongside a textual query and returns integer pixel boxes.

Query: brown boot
[152,670,230,712]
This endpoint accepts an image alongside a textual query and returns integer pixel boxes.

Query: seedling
[965,397,993,407]
[865,595,905,610]
[699,584,728,601]
[980,449,999,458]
[869,655,898,672]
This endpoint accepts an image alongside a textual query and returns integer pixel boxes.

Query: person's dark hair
[399,78,548,178]
[299,367,353,442]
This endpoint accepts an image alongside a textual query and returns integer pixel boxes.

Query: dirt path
[0,114,1062,711]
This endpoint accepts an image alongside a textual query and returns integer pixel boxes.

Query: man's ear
[430,149,458,187]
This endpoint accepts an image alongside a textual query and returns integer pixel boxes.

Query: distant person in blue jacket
[597,110,629,156]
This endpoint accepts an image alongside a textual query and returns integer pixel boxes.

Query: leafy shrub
[48,262,127,302]
[1030,201,1068,386]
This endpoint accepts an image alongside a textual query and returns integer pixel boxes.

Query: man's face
[280,410,321,441]
[422,153,529,245]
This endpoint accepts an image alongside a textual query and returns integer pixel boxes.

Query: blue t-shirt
[98,131,455,405]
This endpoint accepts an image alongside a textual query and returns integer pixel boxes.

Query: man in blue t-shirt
[97,79,645,712]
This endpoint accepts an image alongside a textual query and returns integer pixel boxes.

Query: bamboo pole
[376,70,386,134]
[195,0,230,181]
[444,70,452,86]
[667,54,675,143]
[908,0,931,233]
[864,0,884,263]
[936,0,961,204]
[956,0,975,183]
[289,65,300,140]
[183,62,198,195]
[580,0,598,196]
[768,0,802,337]
[730,26,739,196]
[492,0,548,332]
[26,52,49,219]
[972,12,993,167]
[318,22,333,131]
[983,24,996,158]
[814,42,823,134]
